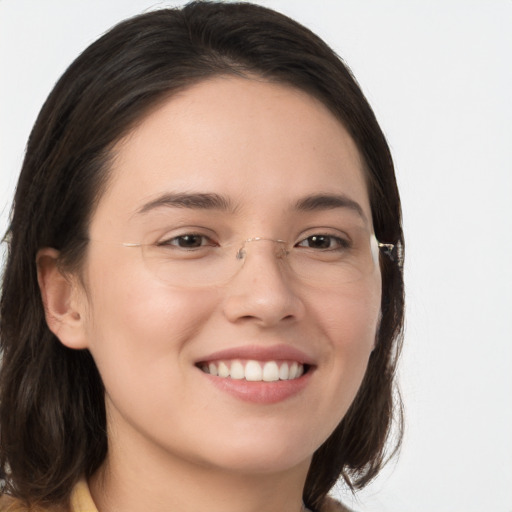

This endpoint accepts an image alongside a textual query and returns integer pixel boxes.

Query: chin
[207,448,313,476]
[189,424,325,476]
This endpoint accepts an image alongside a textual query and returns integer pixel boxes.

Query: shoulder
[0,494,27,512]
[0,494,28,512]
[0,494,67,512]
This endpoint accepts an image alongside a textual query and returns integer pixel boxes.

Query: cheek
[81,260,216,379]
[286,280,381,452]
[318,277,381,348]
[311,279,381,395]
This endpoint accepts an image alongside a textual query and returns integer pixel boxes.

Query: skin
[38,76,382,512]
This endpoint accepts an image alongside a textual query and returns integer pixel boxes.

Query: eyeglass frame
[118,234,396,287]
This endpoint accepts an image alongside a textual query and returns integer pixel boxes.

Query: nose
[222,239,305,327]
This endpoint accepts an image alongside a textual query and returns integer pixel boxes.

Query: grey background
[1,1,511,510]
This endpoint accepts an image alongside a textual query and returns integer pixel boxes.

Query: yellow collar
[69,479,98,512]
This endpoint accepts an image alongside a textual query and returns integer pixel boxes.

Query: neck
[89,426,311,512]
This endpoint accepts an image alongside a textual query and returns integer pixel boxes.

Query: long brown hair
[0,2,404,510]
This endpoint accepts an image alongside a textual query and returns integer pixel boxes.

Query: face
[76,76,382,476]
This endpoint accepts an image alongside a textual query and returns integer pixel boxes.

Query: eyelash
[296,234,351,251]
[157,233,351,251]
[157,233,217,249]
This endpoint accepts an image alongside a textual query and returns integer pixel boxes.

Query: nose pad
[224,237,304,326]
[235,237,288,262]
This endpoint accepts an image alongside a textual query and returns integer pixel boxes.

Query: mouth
[195,345,315,403]
[196,359,310,382]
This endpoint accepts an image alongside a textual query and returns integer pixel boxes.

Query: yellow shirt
[0,479,95,512]
[68,480,97,512]
[0,479,349,512]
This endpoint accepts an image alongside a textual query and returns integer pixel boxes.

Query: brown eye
[177,235,203,248]
[159,234,213,249]
[297,235,349,250]
[305,235,330,249]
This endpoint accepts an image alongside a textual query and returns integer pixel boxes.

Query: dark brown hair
[0,2,404,510]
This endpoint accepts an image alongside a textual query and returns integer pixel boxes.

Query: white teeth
[289,361,298,379]
[245,361,262,381]
[218,361,230,378]
[200,359,305,382]
[279,362,289,380]
[262,361,279,382]
[230,360,245,380]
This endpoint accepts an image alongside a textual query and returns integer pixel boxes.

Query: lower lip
[202,370,312,404]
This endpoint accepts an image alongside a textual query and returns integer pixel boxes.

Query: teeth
[200,359,305,382]
[279,362,289,380]
[245,360,262,381]
[262,361,279,382]
[230,360,245,380]
[289,361,298,379]
[218,361,230,378]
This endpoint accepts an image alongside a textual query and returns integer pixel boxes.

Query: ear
[36,248,89,349]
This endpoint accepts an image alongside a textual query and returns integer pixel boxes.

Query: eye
[157,233,216,249]
[296,234,350,251]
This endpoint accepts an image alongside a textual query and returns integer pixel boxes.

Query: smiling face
[73,76,382,477]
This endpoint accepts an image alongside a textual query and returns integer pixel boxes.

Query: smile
[199,360,306,382]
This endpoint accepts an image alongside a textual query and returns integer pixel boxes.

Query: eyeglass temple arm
[377,242,395,261]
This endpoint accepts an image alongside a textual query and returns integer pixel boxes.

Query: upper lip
[196,344,316,366]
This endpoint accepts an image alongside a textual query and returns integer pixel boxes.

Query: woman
[0,2,404,511]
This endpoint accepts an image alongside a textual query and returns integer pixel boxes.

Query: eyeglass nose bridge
[235,237,289,261]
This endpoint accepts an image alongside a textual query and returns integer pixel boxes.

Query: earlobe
[36,248,89,349]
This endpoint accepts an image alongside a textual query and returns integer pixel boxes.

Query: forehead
[91,76,371,234]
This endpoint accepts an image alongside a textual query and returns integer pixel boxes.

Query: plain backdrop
[1,1,511,511]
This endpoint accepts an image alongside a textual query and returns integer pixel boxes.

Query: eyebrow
[136,192,234,214]
[295,193,367,221]
[136,191,367,222]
